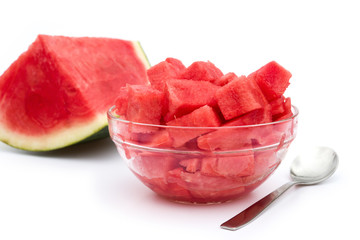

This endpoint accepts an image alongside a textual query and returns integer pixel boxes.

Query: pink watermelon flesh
[0,35,149,150]
[147,58,185,91]
[248,61,291,101]
[224,106,272,126]
[269,96,286,116]
[125,85,164,125]
[181,61,223,83]
[213,72,238,86]
[216,154,255,177]
[215,76,268,120]
[140,130,173,148]
[132,152,177,179]
[197,127,253,151]
[272,97,292,121]
[200,157,220,176]
[179,158,201,173]
[166,105,221,147]
[165,79,220,121]
[114,87,129,116]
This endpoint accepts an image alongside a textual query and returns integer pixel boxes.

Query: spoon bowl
[290,146,338,185]
[221,146,339,230]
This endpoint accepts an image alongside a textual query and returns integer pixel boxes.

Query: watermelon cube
[125,85,165,125]
[200,157,219,176]
[114,87,129,116]
[181,61,223,83]
[269,96,286,116]
[166,105,221,147]
[179,158,201,173]
[241,149,279,185]
[147,58,186,91]
[178,170,243,192]
[216,154,255,177]
[273,97,293,121]
[248,61,291,101]
[213,72,238,86]
[215,76,268,120]
[165,79,220,121]
[197,127,253,151]
[138,129,173,148]
[131,152,177,179]
[224,106,272,126]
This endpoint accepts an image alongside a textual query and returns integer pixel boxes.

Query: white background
[0,0,359,239]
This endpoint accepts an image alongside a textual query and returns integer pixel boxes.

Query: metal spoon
[220,146,339,231]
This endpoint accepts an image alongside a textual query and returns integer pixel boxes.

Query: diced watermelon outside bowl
[107,105,299,204]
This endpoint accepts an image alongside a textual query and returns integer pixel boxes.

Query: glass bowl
[108,106,299,204]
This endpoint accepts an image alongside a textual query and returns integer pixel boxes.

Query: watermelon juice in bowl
[108,105,298,204]
[108,59,298,204]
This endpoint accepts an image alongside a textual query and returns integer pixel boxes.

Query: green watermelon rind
[133,41,151,69]
[0,40,150,152]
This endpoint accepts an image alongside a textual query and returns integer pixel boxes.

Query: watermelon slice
[0,35,150,151]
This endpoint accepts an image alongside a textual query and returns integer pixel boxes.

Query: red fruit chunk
[114,87,129,116]
[216,154,255,177]
[181,61,223,83]
[248,61,291,101]
[215,76,267,120]
[167,167,247,203]
[242,149,281,185]
[274,97,293,121]
[177,170,243,191]
[165,58,186,72]
[179,158,201,173]
[197,127,253,151]
[126,85,164,125]
[165,79,220,121]
[166,105,221,147]
[147,58,186,91]
[213,72,238,86]
[138,130,173,148]
[269,96,286,116]
[200,157,219,176]
[132,152,177,179]
[224,106,272,126]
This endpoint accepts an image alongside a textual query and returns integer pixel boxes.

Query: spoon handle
[221,181,296,230]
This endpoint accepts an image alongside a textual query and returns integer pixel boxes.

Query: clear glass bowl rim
[107,105,299,130]
[107,105,298,154]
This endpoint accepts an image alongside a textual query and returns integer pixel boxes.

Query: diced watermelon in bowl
[107,59,299,204]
